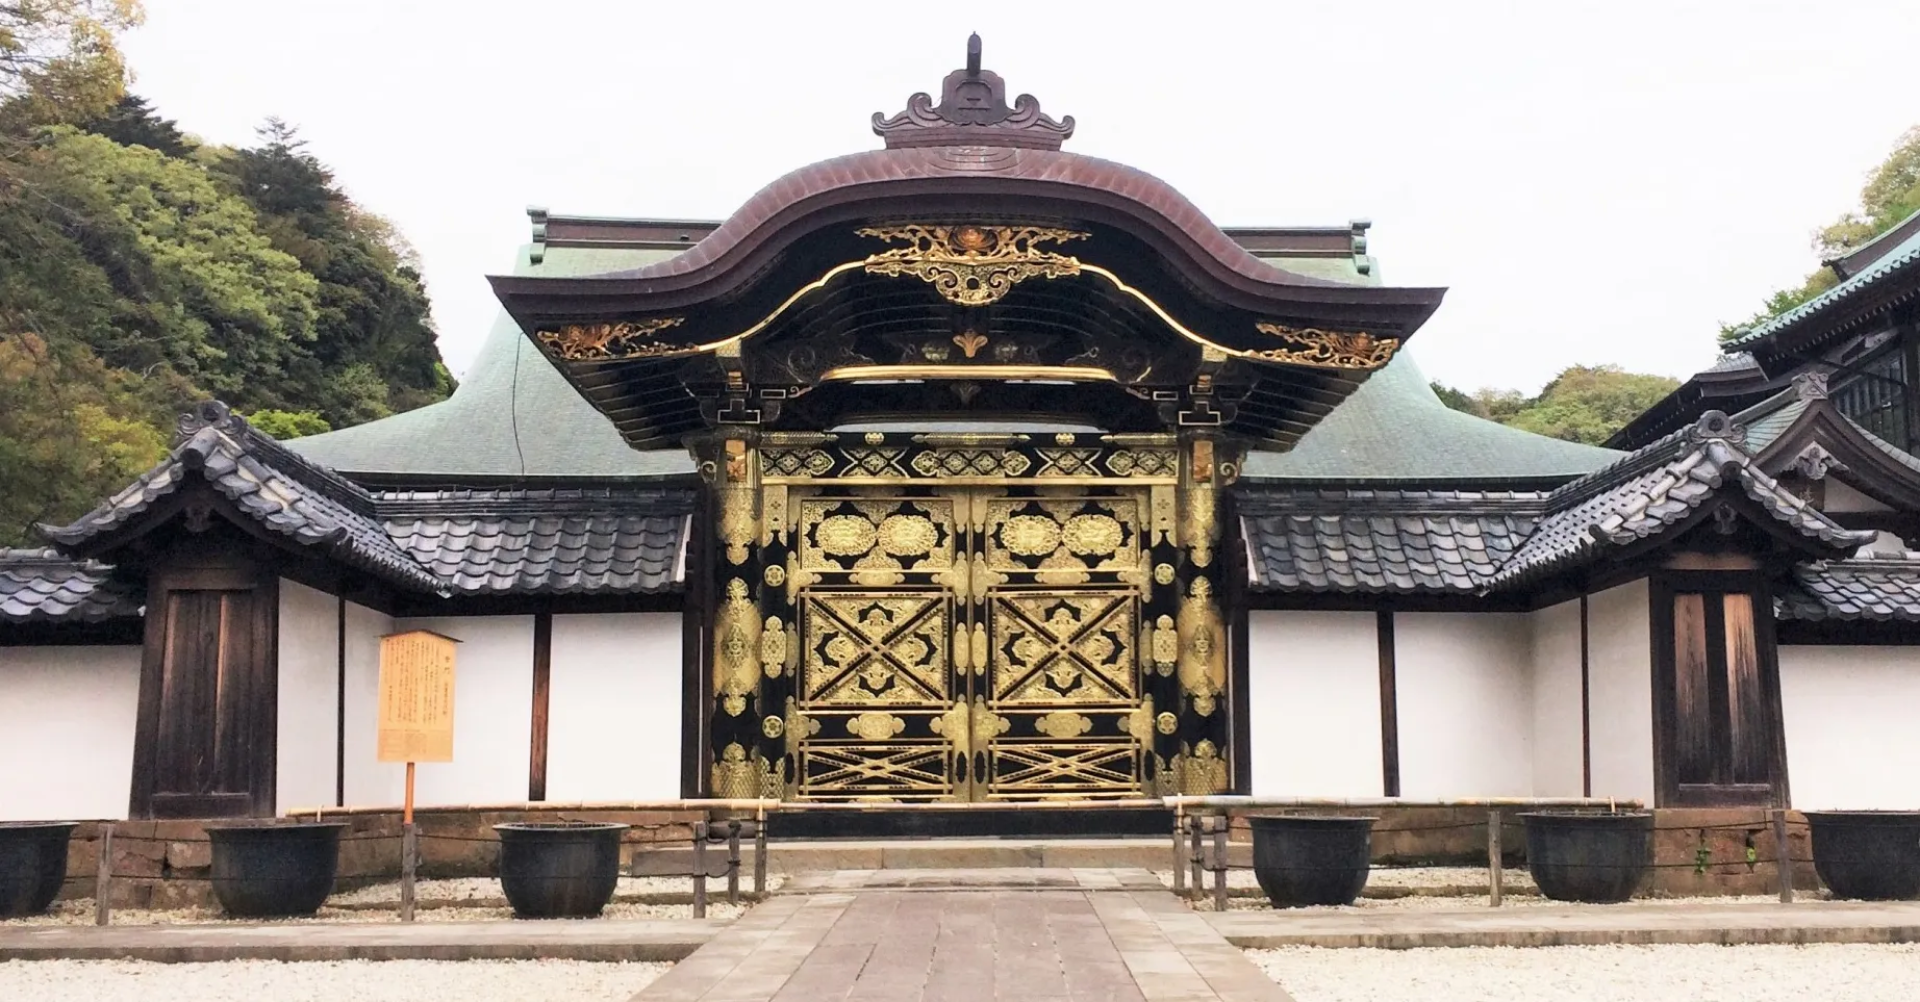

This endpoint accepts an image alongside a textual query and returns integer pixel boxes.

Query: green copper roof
[1240,353,1621,482]
[286,244,697,481]
[1727,221,1920,349]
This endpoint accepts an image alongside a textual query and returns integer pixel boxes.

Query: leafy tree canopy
[0,8,452,544]
[1432,365,1680,446]
[1720,126,1920,343]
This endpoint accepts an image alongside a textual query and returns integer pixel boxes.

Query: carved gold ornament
[1173,740,1229,795]
[714,578,761,716]
[1125,695,1156,742]
[846,712,908,741]
[535,317,689,361]
[953,331,990,358]
[760,616,789,677]
[1252,323,1400,370]
[762,715,785,739]
[1034,711,1093,739]
[711,743,758,799]
[859,224,1089,306]
[1061,514,1124,556]
[1155,711,1179,736]
[763,564,787,588]
[1154,563,1176,586]
[1176,578,1226,717]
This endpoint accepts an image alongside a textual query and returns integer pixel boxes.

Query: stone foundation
[54,807,705,911]
[1224,807,1819,897]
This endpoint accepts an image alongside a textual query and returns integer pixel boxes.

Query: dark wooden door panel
[1722,593,1770,785]
[1654,574,1786,808]
[131,556,277,819]
[1671,592,1712,785]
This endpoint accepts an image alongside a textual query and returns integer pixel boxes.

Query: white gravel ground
[0,959,668,1002]
[1155,867,1532,892]
[1250,943,1920,1002]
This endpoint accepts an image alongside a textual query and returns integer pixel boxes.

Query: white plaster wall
[1528,599,1585,797]
[390,616,534,806]
[1780,646,1920,810]
[546,614,683,801]
[0,646,142,820]
[1393,613,1533,797]
[1585,579,1655,803]
[1245,611,1382,797]
[340,600,399,807]
[276,580,338,813]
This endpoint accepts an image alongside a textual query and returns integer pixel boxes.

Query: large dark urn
[0,821,78,917]
[1521,811,1652,903]
[207,821,346,917]
[1248,815,1375,907]
[1804,811,1920,901]
[495,822,629,918]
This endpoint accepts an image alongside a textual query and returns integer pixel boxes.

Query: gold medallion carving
[714,578,760,716]
[760,616,788,678]
[1154,563,1176,586]
[762,715,785,739]
[846,712,907,741]
[1176,578,1226,717]
[1155,711,1179,735]
[1035,710,1093,739]
[859,224,1089,306]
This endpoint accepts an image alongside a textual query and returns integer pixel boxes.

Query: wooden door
[1656,576,1785,806]
[131,565,278,818]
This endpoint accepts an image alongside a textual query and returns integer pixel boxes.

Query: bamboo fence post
[1487,809,1503,907]
[93,824,113,927]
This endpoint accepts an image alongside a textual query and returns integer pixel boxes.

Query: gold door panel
[789,487,1150,801]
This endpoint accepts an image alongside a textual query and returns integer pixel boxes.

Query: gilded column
[708,436,769,799]
[1170,431,1230,795]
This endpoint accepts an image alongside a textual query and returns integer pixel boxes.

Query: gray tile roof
[381,488,692,595]
[1727,219,1920,349]
[0,549,141,624]
[1778,555,1920,622]
[1243,411,1875,595]
[42,402,445,592]
[37,403,695,599]
[1241,491,1543,593]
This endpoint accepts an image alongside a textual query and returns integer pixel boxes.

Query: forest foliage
[0,3,450,544]
[1719,126,1920,343]
[1431,366,1681,447]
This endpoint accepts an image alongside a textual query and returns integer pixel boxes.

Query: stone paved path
[632,868,1292,1001]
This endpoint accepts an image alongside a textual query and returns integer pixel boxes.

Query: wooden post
[400,822,418,922]
[1487,809,1504,908]
[1211,813,1228,912]
[692,821,708,919]
[752,819,768,897]
[1188,815,1206,899]
[94,824,113,927]
[1773,808,1795,904]
[404,762,416,826]
[1171,810,1187,895]
[726,820,742,905]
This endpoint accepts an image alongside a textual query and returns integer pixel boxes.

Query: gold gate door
[791,487,1150,800]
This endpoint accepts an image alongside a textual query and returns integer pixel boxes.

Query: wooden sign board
[377,630,458,763]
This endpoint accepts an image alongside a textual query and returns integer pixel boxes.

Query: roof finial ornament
[872,34,1074,150]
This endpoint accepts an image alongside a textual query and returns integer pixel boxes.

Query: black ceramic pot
[1521,811,1652,903]
[1248,815,1375,907]
[495,822,629,918]
[1804,811,1920,901]
[206,822,346,917]
[0,821,78,917]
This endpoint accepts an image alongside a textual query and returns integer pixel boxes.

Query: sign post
[377,630,457,921]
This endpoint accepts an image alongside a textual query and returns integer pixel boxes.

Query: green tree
[1721,126,1920,343]
[0,1,144,129]
[0,332,173,542]
[79,92,192,156]
[1431,365,1679,446]
[208,120,449,423]
[246,409,330,440]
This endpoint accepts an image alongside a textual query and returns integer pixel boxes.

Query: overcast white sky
[119,1,1916,393]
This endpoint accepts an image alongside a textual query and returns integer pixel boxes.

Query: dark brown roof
[0,550,141,624]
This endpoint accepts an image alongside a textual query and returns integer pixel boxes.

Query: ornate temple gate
[702,431,1235,801]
